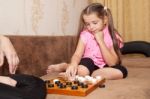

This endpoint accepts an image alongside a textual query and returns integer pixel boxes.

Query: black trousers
[0,74,46,99]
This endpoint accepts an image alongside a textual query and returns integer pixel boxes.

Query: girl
[47,3,128,80]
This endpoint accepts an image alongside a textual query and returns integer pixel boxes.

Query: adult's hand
[0,36,19,74]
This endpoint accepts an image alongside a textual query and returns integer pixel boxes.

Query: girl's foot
[46,63,68,74]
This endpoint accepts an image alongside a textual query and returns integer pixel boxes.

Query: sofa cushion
[122,57,150,68]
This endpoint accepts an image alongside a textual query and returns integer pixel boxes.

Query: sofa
[1,35,150,99]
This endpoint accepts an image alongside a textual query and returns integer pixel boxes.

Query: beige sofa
[1,35,150,99]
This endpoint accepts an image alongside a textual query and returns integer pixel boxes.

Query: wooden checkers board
[45,77,105,96]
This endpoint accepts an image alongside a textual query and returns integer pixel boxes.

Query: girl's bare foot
[46,63,68,74]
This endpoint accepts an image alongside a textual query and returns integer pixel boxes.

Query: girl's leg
[77,58,98,76]
[91,68,123,80]
[91,65,128,80]
[47,62,68,73]
[77,65,90,76]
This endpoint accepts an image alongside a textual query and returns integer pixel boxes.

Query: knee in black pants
[0,83,23,99]
[10,74,46,99]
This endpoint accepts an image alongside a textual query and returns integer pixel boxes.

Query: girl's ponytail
[106,8,121,64]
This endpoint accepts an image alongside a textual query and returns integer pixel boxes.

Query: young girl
[47,3,128,80]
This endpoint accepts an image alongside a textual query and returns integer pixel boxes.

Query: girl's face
[83,13,106,33]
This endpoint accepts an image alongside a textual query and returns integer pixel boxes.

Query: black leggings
[0,74,46,99]
[79,58,128,78]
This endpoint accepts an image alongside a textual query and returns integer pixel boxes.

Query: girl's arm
[70,38,85,66]
[94,31,118,66]
[66,38,85,80]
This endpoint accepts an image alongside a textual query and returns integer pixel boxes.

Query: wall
[1,0,149,41]
[0,0,88,36]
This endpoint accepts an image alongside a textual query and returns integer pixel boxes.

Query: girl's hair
[77,3,122,64]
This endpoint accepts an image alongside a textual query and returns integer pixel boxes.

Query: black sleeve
[121,41,150,57]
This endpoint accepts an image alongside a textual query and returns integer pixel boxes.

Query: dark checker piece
[59,84,66,88]
[81,84,88,88]
[99,84,105,88]
[48,84,54,88]
[55,81,60,84]
[74,80,79,84]
[71,85,78,90]
[66,82,72,86]
[45,80,50,84]
[78,82,84,86]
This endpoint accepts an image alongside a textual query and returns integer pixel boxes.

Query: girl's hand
[65,64,77,81]
[0,36,19,74]
[94,31,104,43]
[0,76,17,87]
